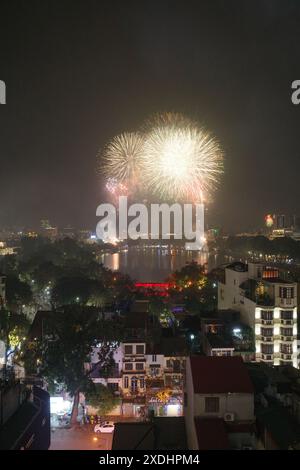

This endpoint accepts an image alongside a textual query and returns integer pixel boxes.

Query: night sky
[1,0,300,232]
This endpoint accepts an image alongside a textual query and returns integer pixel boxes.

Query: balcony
[280,319,293,326]
[280,336,293,342]
[122,368,145,374]
[123,353,145,359]
[280,353,292,361]
[279,298,295,308]
[261,319,273,326]
[261,354,274,361]
[257,336,273,342]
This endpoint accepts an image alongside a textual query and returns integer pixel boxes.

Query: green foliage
[0,254,18,276]
[22,306,122,397]
[51,277,107,307]
[0,309,30,362]
[5,275,33,310]
[85,383,120,415]
[168,261,216,314]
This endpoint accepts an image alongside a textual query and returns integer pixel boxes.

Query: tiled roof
[190,356,254,394]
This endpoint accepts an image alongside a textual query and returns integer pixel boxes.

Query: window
[166,359,172,369]
[124,345,133,355]
[150,366,160,377]
[261,327,273,337]
[152,355,157,362]
[280,287,294,299]
[280,327,293,336]
[124,376,129,388]
[131,377,138,393]
[281,310,293,320]
[280,343,292,354]
[261,344,273,354]
[140,378,145,389]
[261,310,273,321]
[136,345,144,354]
[107,382,119,392]
[124,363,133,370]
[136,363,144,371]
[205,397,219,413]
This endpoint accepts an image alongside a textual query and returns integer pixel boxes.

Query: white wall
[145,353,164,375]
[218,267,248,311]
[193,393,254,421]
[240,296,256,328]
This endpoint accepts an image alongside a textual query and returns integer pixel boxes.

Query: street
[50,426,113,450]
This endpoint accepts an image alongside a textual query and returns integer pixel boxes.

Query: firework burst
[101,132,145,185]
[141,120,223,202]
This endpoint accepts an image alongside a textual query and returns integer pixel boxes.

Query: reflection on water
[100,246,231,282]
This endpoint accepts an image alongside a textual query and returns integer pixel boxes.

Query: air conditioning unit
[224,412,235,422]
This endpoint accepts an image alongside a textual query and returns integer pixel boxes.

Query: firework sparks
[142,112,196,130]
[105,177,127,195]
[99,113,223,203]
[141,120,223,201]
[101,132,145,185]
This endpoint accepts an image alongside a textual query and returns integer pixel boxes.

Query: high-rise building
[218,262,298,368]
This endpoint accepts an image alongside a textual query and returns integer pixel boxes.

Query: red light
[134,282,170,289]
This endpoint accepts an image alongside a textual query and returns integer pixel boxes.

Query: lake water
[100,246,232,282]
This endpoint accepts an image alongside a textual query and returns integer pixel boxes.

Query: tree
[51,277,110,308]
[0,254,18,276]
[168,262,216,314]
[5,275,33,312]
[85,383,120,415]
[22,305,122,426]
[0,309,30,367]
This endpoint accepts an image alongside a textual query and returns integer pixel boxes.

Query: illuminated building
[0,241,17,256]
[265,213,300,239]
[89,336,187,418]
[218,262,298,368]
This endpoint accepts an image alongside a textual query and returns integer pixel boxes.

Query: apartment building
[218,261,298,367]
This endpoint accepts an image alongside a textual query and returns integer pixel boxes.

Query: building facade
[185,356,255,450]
[90,339,186,418]
[218,262,298,367]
